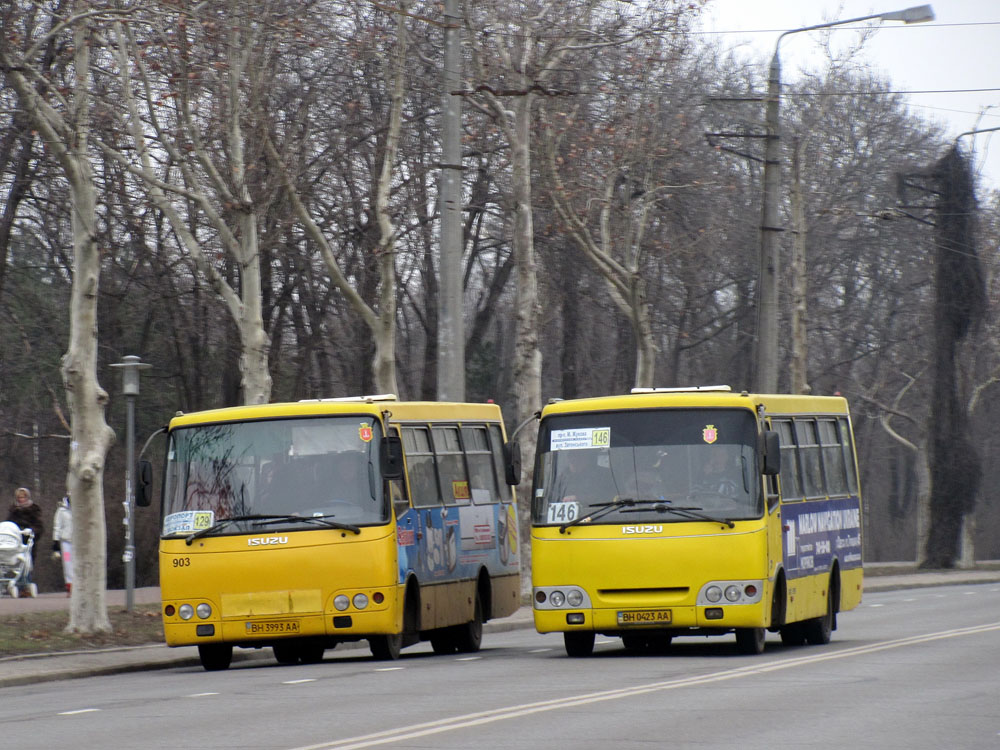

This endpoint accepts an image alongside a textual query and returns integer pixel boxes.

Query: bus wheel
[272,642,300,665]
[564,631,595,657]
[370,633,403,660]
[198,643,233,671]
[803,589,834,645]
[454,592,484,653]
[780,623,807,646]
[735,627,766,655]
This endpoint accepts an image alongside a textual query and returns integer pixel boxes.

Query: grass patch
[0,605,164,657]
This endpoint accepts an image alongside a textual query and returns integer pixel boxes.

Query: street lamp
[111,354,151,611]
[755,4,934,393]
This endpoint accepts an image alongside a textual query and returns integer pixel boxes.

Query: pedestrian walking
[6,487,44,592]
[52,496,73,596]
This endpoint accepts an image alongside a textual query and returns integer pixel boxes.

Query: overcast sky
[698,0,1000,191]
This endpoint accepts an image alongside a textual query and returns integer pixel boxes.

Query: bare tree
[1,0,121,632]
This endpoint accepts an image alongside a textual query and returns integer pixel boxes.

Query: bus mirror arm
[762,430,781,476]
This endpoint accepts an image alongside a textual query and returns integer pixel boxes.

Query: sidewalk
[2,567,999,689]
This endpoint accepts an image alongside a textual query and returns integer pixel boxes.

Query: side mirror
[762,430,781,476]
[381,435,404,479]
[504,442,522,486]
[136,459,154,507]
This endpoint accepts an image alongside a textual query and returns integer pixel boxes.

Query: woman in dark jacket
[7,486,44,568]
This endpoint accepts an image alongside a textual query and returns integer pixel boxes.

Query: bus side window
[795,419,824,498]
[463,425,500,504]
[775,419,803,502]
[433,426,470,505]
[402,426,442,507]
[818,419,848,496]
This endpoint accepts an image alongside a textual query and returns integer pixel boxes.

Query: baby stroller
[0,521,37,598]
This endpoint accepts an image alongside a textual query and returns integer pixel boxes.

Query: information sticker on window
[163,510,214,536]
[550,428,611,451]
[547,501,580,524]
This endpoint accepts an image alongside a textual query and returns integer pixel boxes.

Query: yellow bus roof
[540,390,850,418]
[169,398,506,429]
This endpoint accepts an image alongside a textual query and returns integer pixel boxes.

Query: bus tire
[454,592,484,653]
[370,633,403,660]
[198,643,233,671]
[803,587,834,645]
[564,631,595,657]
[735,627,766,655]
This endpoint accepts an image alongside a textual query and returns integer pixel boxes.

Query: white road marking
[289,621,1000,750]
[58,708,100,716]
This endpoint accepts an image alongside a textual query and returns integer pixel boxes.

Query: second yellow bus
[530,387,863,656]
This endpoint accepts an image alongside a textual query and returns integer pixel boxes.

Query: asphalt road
[1,580,999,749]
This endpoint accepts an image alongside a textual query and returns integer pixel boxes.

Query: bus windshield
[532,408,762,526]
[162,416,389,537]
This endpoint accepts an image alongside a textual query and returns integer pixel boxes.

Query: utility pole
[437,0,465,401]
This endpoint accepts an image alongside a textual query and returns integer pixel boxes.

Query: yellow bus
[138,396,521,670]
[529,386,863,656]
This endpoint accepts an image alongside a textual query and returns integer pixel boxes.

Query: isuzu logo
[248,536,288,546]
[621,525,663,534]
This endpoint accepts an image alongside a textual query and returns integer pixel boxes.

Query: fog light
[567,590,584,607]
[196,603,212,619]
[353,593,369,610]
[334,595,350,611]
[549,590,566,607]
[566,613,585,625]
[705,607,724,620]
[705,586,723,603]
[725,585,741,602]
[178,604,194,620]
[195,624,215,637]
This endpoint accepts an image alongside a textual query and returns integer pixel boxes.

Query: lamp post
[111,355,151,612]
[755,4,934,393]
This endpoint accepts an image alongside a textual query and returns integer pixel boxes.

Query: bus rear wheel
[564,631,595,657]
[198,643,233,671]
[802,588,834,645]
[454,592,484,653]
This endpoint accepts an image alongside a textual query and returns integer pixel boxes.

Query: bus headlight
[196,603,212,619]
[334,595,350,611]
[725,585,742,602]
[178,604,194,620]
[567,590,584,607]
[549,590,566,607]
[705,586,723,603]
[352,593,369,610]
[533,586,591,610]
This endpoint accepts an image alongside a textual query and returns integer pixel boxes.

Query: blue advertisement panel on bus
[396,502,518,583]
[781,496,862,579]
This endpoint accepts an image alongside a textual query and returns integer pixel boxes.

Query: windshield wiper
[185,514,285,545]
[621,501,735,528]
[560,498,639,533]
[184,513,361,545]
[253,514,361,535]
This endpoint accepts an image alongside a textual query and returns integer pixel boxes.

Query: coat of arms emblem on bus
[702,424,718,444]
[359,423,373,442]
